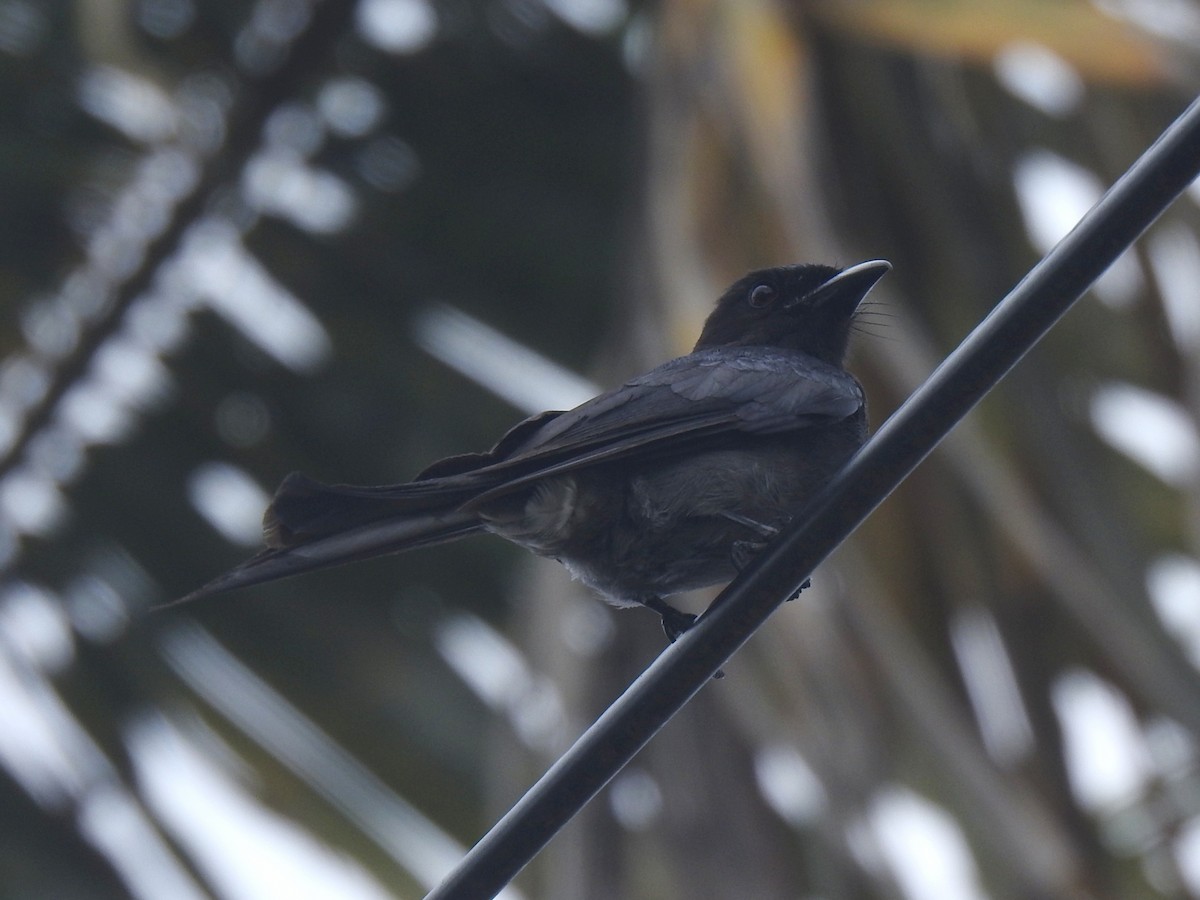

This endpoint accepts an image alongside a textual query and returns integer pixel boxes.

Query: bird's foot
[642,596,698,642]
[727,514,784,571]
[789,577,812,603]
[731,540,812,603]
[641,596,724,678]
[731,539,767,571]
[721,512,781,539]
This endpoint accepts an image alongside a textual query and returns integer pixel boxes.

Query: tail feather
[264,471,477,549]
[169,509,482,607]
[167,476,484,607]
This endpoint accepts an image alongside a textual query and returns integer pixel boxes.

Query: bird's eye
[748,284,776,308]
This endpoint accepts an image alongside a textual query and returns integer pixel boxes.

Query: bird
[179,260,890,640]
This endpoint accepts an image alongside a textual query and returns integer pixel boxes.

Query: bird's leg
[641,596,697,643]
[641,596,725,678]
[731,539,768,571]
[723,513,811,600]
[721,511,780,538]
[725,511,780,571]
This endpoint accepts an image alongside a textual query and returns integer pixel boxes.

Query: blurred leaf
[807,0,1170,85]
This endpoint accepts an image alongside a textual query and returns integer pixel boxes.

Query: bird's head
[695,260,891,365]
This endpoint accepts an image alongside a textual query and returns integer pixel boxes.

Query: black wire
[425,95,1200,900]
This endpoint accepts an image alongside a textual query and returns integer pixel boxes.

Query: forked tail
[169,473,484,606]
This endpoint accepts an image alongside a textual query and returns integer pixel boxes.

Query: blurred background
[4,0,1200,897]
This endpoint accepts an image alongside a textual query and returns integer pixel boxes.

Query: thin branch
[425,95,1200,900]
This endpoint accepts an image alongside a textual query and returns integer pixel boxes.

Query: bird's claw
[640,596,693,639]
[787,577,812,603]
[722,512,781,539]
[731,539,767,571]
[641,597,724,678]
[659,606,699,643]
[730,532,813,600]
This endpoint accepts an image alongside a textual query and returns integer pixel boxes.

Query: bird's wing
[268,347,860,521]
[351,346,861,508]
[464,346,862,500]
[413,410,566,480]
[263,411,571,544]
[531,346,862,447]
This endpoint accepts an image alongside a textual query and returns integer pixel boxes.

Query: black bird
[181,260,890,639]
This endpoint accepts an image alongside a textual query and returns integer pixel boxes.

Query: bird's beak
[795,259,891,314]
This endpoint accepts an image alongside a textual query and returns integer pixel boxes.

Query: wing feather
[352,347,863,503]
